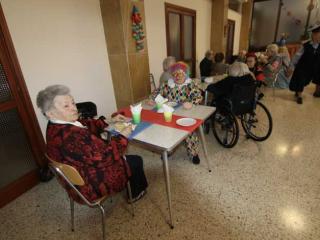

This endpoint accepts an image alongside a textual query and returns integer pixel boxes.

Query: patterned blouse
[159,78,203,104]
[46,118,130,203]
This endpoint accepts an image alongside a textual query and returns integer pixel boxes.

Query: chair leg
[69,198,75,232]
[127,182,135,217]
[99,205,106,240]
[273,75,279,101]
[272,82,276,100]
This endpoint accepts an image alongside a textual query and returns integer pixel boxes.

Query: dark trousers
[289,76,312,93]
[126,155,148,198]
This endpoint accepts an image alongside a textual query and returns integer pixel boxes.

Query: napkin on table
[130,103,142,114]
[155,94,168,104]
[162,104,174,113]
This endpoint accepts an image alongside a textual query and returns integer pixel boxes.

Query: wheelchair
[210,82,273,148]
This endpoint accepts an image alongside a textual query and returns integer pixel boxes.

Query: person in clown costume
[159,62,203,164]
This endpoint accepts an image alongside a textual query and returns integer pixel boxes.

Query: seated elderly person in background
[211,52,229,75]
[207,62,255,102]
[159,62,203,164]
[228,50,247,64]
[260,44,281,87]
[275,46,291,89]
[246,52,265,82]
[159,56,176,87]
[36,85,148,203]
[200,50,214,80]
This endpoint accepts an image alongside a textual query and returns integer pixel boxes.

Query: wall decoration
[131,5,145,52]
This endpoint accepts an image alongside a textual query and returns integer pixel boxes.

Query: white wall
[144,0,212,85]
[228,9,242,55]
[1,0,117,137]
[251,0,315,47]
[278,0,317,42]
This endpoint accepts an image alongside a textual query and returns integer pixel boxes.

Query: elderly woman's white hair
[266,44,279,55]
[162,56,176,71]
[205,50,213,58]
[36,85,70,115]
[228,62,251,77]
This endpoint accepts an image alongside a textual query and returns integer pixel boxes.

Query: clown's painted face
[172,69,186,85]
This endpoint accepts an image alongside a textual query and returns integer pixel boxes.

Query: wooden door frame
[0,3,46,208]
[165,3,196,77]
[226,19,235,63]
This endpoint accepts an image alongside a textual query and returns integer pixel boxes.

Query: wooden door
[165,3,196,77]
[0,4,45,208]
[226,19,235,63]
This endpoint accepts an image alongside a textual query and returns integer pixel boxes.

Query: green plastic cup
[164,112,173,122]
[132,112,141,124]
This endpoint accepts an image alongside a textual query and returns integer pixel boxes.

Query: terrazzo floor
[1,86,320,240]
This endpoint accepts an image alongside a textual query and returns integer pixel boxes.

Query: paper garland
[132,5,145,51]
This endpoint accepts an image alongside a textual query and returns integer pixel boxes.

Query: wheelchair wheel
[240,101,272,141]
[212,110,239,148]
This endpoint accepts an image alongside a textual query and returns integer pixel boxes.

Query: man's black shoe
[313,91,320,97]
[192,155,200,164]
[297,97,303,104]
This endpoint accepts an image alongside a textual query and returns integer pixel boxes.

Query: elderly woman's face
[266,48,275,57]
[246,57,256,68]
[47,95,78,122]
[172,69,186,85]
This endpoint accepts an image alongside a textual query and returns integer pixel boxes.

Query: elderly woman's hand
[145,99,155,106]
[112,114,128,123]
[183,102,193,110]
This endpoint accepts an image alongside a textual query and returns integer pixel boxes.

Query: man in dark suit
[200,50,214,80]
[288,23,320,104]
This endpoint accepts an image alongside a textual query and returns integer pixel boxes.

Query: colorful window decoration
[131,5,145,52]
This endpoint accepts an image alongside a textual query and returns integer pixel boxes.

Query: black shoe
[258,93,264,100]
[128,190,147,204]
[313,91,320,97]
[297,97,303,104]
[192,155,200,164]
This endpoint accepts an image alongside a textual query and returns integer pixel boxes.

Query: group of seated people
[199,44,292,90]
[200,50,229,79]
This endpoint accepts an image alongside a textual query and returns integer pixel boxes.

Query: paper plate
[176,118,196,127]
[166,101,178,107]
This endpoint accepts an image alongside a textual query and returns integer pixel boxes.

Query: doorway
[226,19,235,64]
[0,4,45,207]
[165,3,196,77]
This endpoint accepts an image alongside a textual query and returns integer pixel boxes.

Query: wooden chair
[46,154,134,240]
[149,73,156,92]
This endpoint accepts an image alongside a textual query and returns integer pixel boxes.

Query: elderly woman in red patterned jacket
[36,85,148,203]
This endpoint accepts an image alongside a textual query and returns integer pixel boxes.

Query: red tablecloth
[118,107,203,133]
